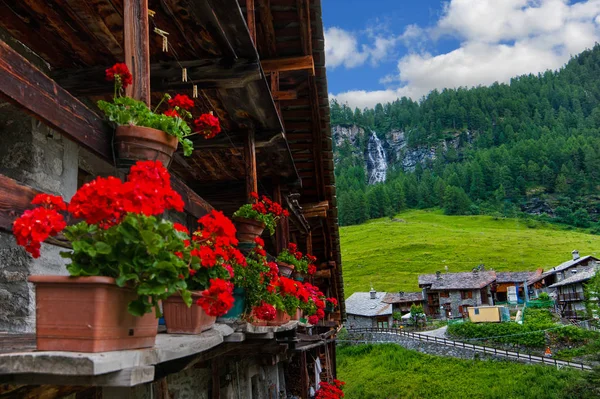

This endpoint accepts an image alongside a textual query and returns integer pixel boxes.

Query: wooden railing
[343,327,592,371]
[558,292,584,302]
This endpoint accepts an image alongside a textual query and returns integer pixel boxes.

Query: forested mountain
[332,44,600,228]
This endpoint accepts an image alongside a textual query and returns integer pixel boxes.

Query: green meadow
[340,210,600,297]
[337,344,584,399]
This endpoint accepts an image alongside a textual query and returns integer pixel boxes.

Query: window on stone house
[461,291,473,299]
[440,291,449,298]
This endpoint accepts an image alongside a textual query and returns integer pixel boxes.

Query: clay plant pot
[233,217,266,243]
[114,125,178,168]
[277,262,295,278]
[267,309,291,326]
[28,275,158,352]
[163,292,216,334]
[291,308,302,321]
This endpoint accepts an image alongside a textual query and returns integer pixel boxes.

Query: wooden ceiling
[0,0,344,310]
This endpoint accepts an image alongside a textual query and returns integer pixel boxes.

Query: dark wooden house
[0,0,343,398]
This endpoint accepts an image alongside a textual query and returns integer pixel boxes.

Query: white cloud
[324,27,400,69]
[331,0,600,109]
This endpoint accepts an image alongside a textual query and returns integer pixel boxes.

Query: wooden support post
[246,0,256,44]
[300,351,308,399]
[270,71,281,121]
[306,231,313,256]
[124,0,150,105]
[273,183,285,253]
[211,359,220,399]
[244,130,258,202]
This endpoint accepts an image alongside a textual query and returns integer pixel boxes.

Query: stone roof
[549,267,598,288]
[345,291,392,317]
[382,292,424,304]
[496,270,540,283]
[529,255,598,284]
[418,271,496,290]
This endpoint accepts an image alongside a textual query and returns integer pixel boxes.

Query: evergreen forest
[332,45,600,229]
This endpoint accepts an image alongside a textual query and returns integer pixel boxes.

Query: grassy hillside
[340,209,600,296]
[337,344,583,399]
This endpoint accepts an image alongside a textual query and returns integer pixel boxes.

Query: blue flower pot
[222,287,246,319]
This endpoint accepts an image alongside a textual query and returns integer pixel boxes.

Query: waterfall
[367,131,387,184]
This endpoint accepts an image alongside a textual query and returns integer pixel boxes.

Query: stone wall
[0,104,114,333]
[346,314,393,329]
[346,332,528,364]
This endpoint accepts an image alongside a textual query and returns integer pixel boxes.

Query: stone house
[529,251,598,294]
[0,1,344,398]
[345,289,393,329]
[549,266,598,320]
[382,291,425,313]
[419,270,496,318]
[494,270,542,304]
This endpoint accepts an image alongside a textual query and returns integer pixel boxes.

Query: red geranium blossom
[194,113,221,139]
[105,63,133,88]
[253,301,276,321]
[31,194,66,211]
[308,315,319,325]
[163,109,180,118]
[196,278,234,316]
[13,207,66,258]
[168,94,194,110]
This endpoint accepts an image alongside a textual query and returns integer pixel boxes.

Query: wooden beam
[301,201,329,218]
[297,0,313,56]
[171,176,213,219]
[211,359,220,399]
[306,231,313,256]
[51,59,262,96]
[246,0,256,44]
[244,130,258,202]
[0,174,38,233]
[261,56,314,75]
[0,40,112,160]
[273,90,298,101]
[124,0,150,105]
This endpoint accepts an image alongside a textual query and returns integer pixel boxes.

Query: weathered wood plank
[171,176,214,219]
[51,59,262,96]
[244,130,258,202]
[0,40,112,160]
[124,0,150,105]
[261,55,314,74]
[0,174,39,233]
[246,0,256,44]
[273,90,298,101]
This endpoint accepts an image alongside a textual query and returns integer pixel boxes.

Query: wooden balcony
[558,292,584,302]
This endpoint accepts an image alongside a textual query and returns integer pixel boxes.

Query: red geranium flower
[253,301,277,321]
[194,112,221,139]
[105,63,133,89]
[196,278,234,316]
[164,109,180,118]
[168,94,194,110]
[308,315,319,325]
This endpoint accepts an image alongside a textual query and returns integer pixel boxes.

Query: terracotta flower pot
[291,308,302,321]
[277,262,295,278]
[163,292,216,334]
[233,217,265,243]
[267,309,291,326]
[114,125,178,168]
[28,275,158,352]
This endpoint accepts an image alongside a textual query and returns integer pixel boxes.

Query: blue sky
[321,0,600,109]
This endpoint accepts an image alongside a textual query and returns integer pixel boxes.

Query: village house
[493,269,542,304]
[0,0,344,398]
[382,291,425,313]
[419,269,496,318]
[529,251,598,294]
[345,289,393,329]
[549,266,599,320]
